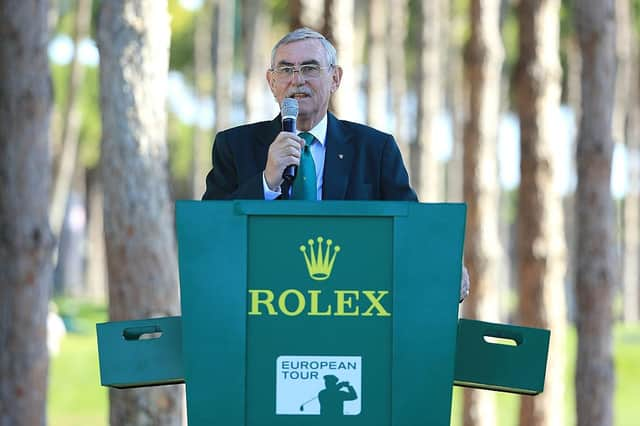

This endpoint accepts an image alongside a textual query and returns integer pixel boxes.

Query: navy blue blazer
[202,113,417,201]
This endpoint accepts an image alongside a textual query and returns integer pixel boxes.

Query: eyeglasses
[270,64,334,81]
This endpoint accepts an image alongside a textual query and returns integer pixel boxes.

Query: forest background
[1,0,639,425]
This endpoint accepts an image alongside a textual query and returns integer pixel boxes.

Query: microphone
[281,98,299,182]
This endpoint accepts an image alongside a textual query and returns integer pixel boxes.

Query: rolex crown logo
[299,236,341,281]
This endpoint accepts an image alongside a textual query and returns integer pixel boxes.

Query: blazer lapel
[254,116,281,168]
[323,113,354,200]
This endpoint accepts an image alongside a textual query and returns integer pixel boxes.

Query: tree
[97,1,184,424]
[290,0,324,30]
[192,0,214,199]
[0,0,54,424]
[412,0,443,201]
[366,0,387,130]
[461,1,504,425]
[214,0,235,133]
[515,1,568,424]
[387,0,410,165]
[243,0,268,123]
[323,0,357,119]
[574,0,616,424]
[50,0,93,247]
[616,0,640,324]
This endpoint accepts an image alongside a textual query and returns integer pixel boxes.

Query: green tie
[291,132,317,200]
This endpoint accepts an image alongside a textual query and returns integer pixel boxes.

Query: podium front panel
[176,201,466,426]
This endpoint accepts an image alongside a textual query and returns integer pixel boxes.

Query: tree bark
[323,0,356,119]
[85,169,108,303]
[387,0,410,166]
[243,0,268,123]
[50,0,92,245]
[366,0,387,130]
[445,1,465,202]
[412,0,442,201]
[461,1,504,425]
[574,0,616,425]
[515,1,568,425]
[0,0,54,425]
[192,0,214,199]
[617,0,640,324]
[214,0,235,133]
[98,1,183,424]
[291,0,324,30]
[624,92,640,324]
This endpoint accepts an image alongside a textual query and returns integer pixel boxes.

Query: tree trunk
[574,0,616,425]
[0,0,54,425]
[323,0,357,120]
[617,0,640,324]
[624,94,640,324]
[50,0,92,245]
[97,1,184,425]
[366,0,387,130]
[445,1,465,202]
[85,169,108,302]
[291,0,324,30]
[461,1,504,425]
[192,0,214,199]
[515,1,568,425]
[412,0,442,202]
[243,0,268,122]
[290,0,304,29]
[387,0,410,167]
[215,0,235,133]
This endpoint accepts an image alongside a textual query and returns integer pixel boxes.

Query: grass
[48,299,108,426]
[48,299,640,425]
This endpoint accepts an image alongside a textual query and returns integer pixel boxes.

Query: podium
[97,201,550,425]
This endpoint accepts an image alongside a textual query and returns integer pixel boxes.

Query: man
[202,28,469,302]
[202,27,417,201]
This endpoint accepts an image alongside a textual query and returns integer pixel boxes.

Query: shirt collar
[297,114,327,147]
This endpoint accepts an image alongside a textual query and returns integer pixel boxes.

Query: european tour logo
[276,355,362,416]
[247,236,392,317]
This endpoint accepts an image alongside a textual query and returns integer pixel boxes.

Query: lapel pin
[338,154,344,160]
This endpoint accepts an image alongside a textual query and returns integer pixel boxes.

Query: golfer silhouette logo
[299,374,358,417]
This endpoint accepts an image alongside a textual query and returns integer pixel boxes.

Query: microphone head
[281,97,299,120]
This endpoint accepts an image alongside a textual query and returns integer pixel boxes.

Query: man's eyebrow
[275,60,322,67]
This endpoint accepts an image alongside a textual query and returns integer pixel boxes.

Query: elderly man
[202,28,470,302]
[202,27,416,201]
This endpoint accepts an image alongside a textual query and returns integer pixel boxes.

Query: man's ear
[266,70,277,95]
[331,66,343,94]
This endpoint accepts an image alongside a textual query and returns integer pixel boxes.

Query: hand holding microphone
[263,98,304,191]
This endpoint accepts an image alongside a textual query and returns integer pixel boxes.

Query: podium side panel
[177,201,247,426]
[392,203,466,426]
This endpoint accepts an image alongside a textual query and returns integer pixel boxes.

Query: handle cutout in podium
[483,335,519,347]
[123,325,163,341]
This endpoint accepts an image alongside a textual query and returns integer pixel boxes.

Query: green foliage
[168,0,198,74]
[50,62,102,169]
[167,112,197,199]
[78,68,102,168]
[502,4,519,78]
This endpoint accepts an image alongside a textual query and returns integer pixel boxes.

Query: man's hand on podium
[459,265,470,303]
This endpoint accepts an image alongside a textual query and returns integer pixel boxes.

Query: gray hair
[270,28,338,68]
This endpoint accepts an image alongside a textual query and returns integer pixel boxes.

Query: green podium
[97,201,550,425]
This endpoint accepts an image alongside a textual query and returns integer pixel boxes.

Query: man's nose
[291,69,306,84]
